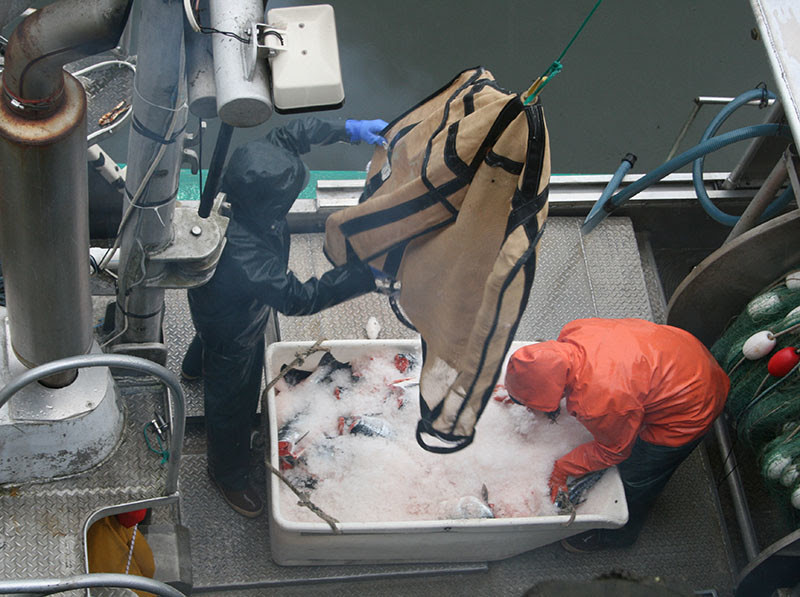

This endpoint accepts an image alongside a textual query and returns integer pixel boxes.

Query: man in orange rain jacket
[504,318,729,553]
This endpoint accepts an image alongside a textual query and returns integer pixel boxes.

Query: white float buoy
[742,330,777,360]
[787,270,800,290]
[765,454,791,481]
[781,463,800,487]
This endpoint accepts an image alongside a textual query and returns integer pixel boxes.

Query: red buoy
[767,347,800,377]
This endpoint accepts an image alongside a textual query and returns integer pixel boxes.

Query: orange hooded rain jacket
[505,318,730,480]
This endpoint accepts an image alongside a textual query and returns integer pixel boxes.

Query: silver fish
[556,470,605,514]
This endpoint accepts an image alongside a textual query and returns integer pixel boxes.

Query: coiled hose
[693,88,793,225]
[582,90,794,234]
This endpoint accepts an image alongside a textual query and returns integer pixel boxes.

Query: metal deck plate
[164,289,205,418]
[516,217,653,340]
[179,450,488,593]
[280,234,420,342]
[164,217,654,418]
[0,379,174,595]
[163,215,734,595]
[279,217,653,345]
[184,444,734,597]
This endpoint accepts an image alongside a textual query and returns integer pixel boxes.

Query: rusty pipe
[2,0,132,116]
[0,0,132,386]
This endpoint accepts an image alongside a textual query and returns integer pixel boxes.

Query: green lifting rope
[522,0,604,105]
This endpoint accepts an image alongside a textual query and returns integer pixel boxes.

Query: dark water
[101,0,776,176]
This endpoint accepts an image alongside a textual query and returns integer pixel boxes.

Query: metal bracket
[140,193,229,289]
[182,147,199,174]
[182,122,204,149]
[784,144,800,208]
[244,22,287,81]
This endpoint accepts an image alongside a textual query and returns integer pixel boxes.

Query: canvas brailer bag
[325,67,550,452]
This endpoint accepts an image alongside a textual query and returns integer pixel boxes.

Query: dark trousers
[200,337,265,491]
[182,334,203,378]
[599,434,704,546]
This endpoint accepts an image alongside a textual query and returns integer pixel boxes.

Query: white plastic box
[266,339,628,566]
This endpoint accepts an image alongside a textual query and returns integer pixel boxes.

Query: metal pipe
[2,0,133,114]
[210,0,272,127]
[0,353,185,495]
[198,122,234,217]
[726,155,789,242]
[185,0,218,120]
[666,97,777,163]
[116,0,187,345]
[0,573,186,597]
[0,0,133,387]
[0,74,91,387]
[713,417,760,561]
[723,101,784,190]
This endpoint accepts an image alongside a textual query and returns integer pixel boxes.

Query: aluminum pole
[116,0,188,346]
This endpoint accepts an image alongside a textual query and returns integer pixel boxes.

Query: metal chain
[124,524,138,575]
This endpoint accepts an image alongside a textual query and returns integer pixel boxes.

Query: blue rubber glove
[345,119,388,146]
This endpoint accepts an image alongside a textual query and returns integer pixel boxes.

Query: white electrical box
[261,4,345,112]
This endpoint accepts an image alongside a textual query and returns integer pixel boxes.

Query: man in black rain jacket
[184,117,387,517]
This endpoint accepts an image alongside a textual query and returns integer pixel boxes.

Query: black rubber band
[116,301,163,320]
[131,115,186,145]
[124,185,179,208]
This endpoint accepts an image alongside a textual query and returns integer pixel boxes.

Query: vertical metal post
[116,0,188,348]
[714,418,760,561]
[726,155,789,243]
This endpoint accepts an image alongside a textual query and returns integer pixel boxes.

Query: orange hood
[505,341,580,412]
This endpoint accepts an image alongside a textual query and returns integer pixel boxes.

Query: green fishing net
[712,282,800,518]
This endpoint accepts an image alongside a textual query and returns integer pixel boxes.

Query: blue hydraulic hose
[581,123,792,234]
[584,153,636,228]
[693,88,792,225]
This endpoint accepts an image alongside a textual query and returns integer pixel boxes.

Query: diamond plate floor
[166,216,735,596]
[163,217,654,417]
[164,290,205,418]
[179,436,487,594]
[280,234,420,342]
[3,214,735,593]
[0,379,177,597]
[279,218,653,345]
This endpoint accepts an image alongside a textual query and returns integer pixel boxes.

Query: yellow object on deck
[87,516,156,597]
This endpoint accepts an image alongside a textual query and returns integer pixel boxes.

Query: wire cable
[97,95,183,272]
[182,0,251,43]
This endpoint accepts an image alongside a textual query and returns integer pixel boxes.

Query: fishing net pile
[711,272,800,517]
[324,67,550,453]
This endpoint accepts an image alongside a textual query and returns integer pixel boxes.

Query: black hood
[222,138,307,224]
